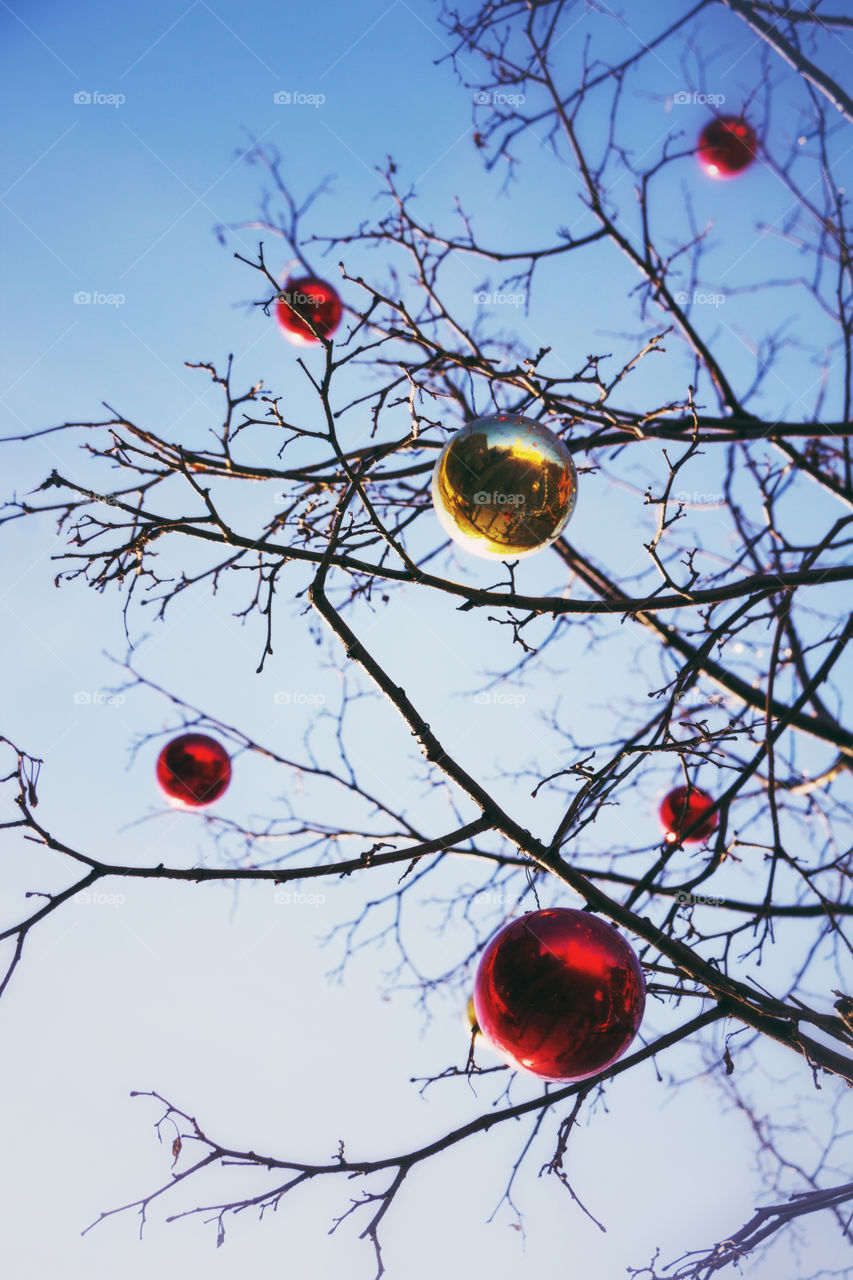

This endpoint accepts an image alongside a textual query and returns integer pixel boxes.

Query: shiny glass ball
[473,908,645,1081]
[659,785,718,844]
[156,733,232,808]
[431,413,578,559]
[697,116,757,178]
[275,276,342,345]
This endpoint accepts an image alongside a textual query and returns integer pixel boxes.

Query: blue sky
[1,1,851,1277]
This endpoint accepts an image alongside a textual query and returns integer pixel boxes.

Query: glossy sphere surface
[697,116,756,178]
[473,909,645,1081]
[156,733,232,808]
[659,785,718,844]
[431,413,577,559]
[275,277,342,345]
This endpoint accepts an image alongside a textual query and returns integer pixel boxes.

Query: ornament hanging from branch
[697,116,757,178]
[156,733,232,808]
[659,784,718,844]
[431,413,578,559]
[473,908,645,1081]
[275,276,342,345]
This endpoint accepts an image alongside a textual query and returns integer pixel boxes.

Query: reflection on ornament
[659,785,717,844]
[464,996,481,1039]
[431,413,577,559]
[463,994,508,1064]
[697,116,756,178]
[473,908,645,1081]
[156,733,232,808]
[275,276,342,345]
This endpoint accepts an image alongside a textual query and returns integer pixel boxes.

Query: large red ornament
[697,116,756,179]
[659,784,717,844]
[275,276,342,345]
[156,733,232,808]
[473,908,645,1081]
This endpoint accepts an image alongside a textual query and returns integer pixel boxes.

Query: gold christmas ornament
[431,413,578,559]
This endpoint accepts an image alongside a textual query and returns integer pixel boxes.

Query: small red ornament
[659,784,717,844]
[473,908,645,1081]
[156,733,231,808]
[697,116,756,179]
[275,276,342,345]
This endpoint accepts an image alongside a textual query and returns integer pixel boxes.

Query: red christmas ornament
[275,276,342,345]
[659,784,717,844]
[156,733,232,808]
[473,908,645,1081]
[697,116,757,179]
